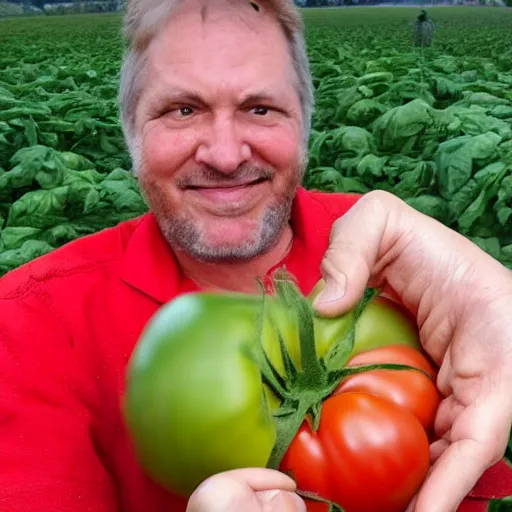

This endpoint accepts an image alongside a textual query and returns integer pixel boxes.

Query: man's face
[134,0,305,262]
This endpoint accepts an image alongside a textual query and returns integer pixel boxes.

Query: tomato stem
[276,328,298,380]
[296,491,345,512]
[261,273,397,479]
[254,285,291,401]
[310,400,322,432]
[330,362,434,385]
[266,397,311,470]
[324,323,356,372]
[273,277,324,386]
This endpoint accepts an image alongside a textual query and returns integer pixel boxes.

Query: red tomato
[281,393,430,512]
[336,344,442,431]
[281,344,440,512]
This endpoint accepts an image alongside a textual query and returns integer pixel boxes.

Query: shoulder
[0,215,147,301]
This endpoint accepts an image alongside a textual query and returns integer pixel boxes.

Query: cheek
[253,126,303,178]
[141,122,195,178]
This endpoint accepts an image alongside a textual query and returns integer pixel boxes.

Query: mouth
[185,177,268,191]
[184,177,269,212]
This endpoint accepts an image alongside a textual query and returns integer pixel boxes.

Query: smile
[185,178,269,212]
[185,177,268,191]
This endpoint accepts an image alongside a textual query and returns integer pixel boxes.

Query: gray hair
[118,0,314,169]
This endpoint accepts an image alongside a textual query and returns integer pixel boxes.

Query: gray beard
[157,195,294,263]
[139,156,306,263]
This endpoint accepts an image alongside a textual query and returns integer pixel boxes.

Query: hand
[314,190,512,512]
[186,468,306,512]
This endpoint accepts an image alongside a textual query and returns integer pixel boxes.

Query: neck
[175,225,294,294]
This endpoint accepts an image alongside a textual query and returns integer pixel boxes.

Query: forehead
[143,0,297,99]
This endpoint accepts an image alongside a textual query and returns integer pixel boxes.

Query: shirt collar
[120,213,182,304]
[120,187,337,304]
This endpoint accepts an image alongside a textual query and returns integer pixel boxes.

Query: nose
[195,114,251,175]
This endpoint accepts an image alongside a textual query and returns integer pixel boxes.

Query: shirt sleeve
[0,294,119,512]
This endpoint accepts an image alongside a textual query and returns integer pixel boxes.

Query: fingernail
[314,276,346,305]
[260,491,306,511]
[260,490,280,504]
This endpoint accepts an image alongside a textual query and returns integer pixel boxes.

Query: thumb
[313,191,402,318]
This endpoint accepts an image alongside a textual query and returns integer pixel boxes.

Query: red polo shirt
[0,188,509,512]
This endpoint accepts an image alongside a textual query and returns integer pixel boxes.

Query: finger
[313,191,402,317]
[435,348,453,397]
[430,437,450,464]
[413,439,492,512]
[186,475,256,512]
[213,468,297,492]
[413,395,511,512]
[434,395,463,438]
[405,493,418,512]
[187,469,297,512]
[257,490,307,512]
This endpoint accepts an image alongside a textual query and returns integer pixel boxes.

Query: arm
[0,295,119,511]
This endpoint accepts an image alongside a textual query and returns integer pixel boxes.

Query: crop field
[0,7,512,276]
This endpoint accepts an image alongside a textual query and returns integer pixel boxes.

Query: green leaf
[467,132,502,161]
[468,236,501,260]
[346,99,387,126]
[83,188,101,214]
[488,496,512,512]
[42,225,81,246]
[39,132,59,147]
[406,195,449,222]
[0,164,37,197]
[436,144,473,199]
[474,162,507,185]
[22,117,38,147]
[0,240,55,275]
[394,161,435,197]
[449,179,480,221]
[459,186,496,234]
[0,227,42,250]
[501,246,512,269]
[305,167,369,194]
[373,99,435,152]
[6,187,69,229]
[0,106,51,122]
[497,207,512,227]
[356,154,387,182]
[339,127,374,157]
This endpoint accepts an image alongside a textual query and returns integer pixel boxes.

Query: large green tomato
[123,280,420,497]
[123,293,277,496]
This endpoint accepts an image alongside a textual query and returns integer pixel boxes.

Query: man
[412,9,434,47]
[0,1,511,512]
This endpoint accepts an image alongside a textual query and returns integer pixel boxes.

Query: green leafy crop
[0,8,511,276]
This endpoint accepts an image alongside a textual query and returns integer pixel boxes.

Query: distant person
[413,9,435,47]
[0,2,511,512]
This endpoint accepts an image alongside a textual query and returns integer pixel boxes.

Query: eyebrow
[150,86,283,107]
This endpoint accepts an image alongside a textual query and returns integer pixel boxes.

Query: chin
[181,218,280,262]
[202,217,260,242]
[156,195,294,263]
[193,220,265,260]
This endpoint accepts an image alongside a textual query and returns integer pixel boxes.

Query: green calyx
[254,271,425,472]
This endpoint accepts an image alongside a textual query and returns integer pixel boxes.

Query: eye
[176,106,194,117]
[249,106,269,116]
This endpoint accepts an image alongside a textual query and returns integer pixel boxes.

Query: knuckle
[189,475,232,504]
[363,189,400,208]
